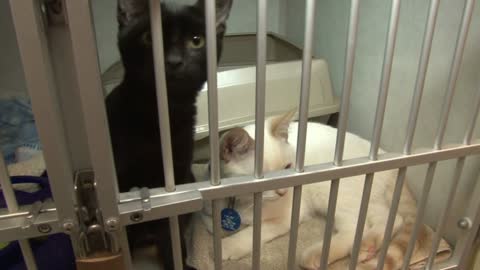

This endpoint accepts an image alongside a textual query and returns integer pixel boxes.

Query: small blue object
[221,208,241,231]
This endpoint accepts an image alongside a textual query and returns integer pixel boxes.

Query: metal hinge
[73,170,120,258]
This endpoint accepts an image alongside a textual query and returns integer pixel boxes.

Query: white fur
[203,115,417,269]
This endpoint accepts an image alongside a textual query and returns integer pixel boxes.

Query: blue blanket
[0,97,41,164]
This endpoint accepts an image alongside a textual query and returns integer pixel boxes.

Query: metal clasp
[74,170,120,257]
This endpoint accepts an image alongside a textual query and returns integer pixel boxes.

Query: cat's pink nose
[276,189,287,196]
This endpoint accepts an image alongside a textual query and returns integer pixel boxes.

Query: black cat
[106,0,232,269]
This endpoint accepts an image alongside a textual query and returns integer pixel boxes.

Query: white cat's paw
[358,233,381,262]
[300,245,322,270]
[221,237,250,261]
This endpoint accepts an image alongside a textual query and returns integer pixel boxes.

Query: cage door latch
[74,170,121,258]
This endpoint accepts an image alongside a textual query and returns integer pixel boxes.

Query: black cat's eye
[187,35,205,49]
[142,32,152,46]
[284,163,292,169]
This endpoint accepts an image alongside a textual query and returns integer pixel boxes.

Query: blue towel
[0,97,41,164]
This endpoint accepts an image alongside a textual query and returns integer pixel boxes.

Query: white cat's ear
[195,0,233,28]
[269,109,297,141]
[220,128,254,162]
[117,0,148,28]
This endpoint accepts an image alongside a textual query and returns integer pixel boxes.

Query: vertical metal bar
[65,0,120,221]
[212,200,223,270]
[252,0,268,269]
[149,0,176,192]
[403,0,441,155]
[320,1,360,268]
[376,167,407,270]
[448,86,480,266]
[433,0,475,150]
[400,162,437,270]
[18,240,38,270]
[464,87,480,145]
[9,0,77,230]
[205,1,223,264]
[287,185,303,270]
[400,1,442,268]
[353,2,401,264]
[360,1,402,268]
[369,0,402,159]
[0,155,38,270]
[287,0,316,267]
[254,0,268,179]
[426,1,475,267]
[454,170,480,268]
[10,0,82,259]
[206,0,221,187]
[252,192,263,270]
[64,1,132,267]
[169,216,184,270]
[348,173,374,269]
[425,157,466,270]
[149,1,184,269]
[334,0,360,166]
[0,155,18,213]
[295,0,317,171]
[319,179,340,270]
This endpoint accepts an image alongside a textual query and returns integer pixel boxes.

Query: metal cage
[1,0,480,269]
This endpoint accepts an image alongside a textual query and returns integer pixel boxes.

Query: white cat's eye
[284,163,292,169]
[187,35,205,49]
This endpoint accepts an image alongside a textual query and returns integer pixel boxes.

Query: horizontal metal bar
[118,141,480,203]
[149,0,176,191]
[0,211,59,242]
[0,207,57,221]
[119,190,203,226]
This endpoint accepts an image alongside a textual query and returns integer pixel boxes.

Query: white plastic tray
[194,59,339,140]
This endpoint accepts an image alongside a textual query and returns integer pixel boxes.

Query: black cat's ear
[117,0,148,28]
[220,128,254,163]
[195,0,233,28]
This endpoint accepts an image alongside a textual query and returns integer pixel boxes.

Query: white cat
[202,111,420,270]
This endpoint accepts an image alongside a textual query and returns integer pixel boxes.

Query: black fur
[106,1,232,269]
